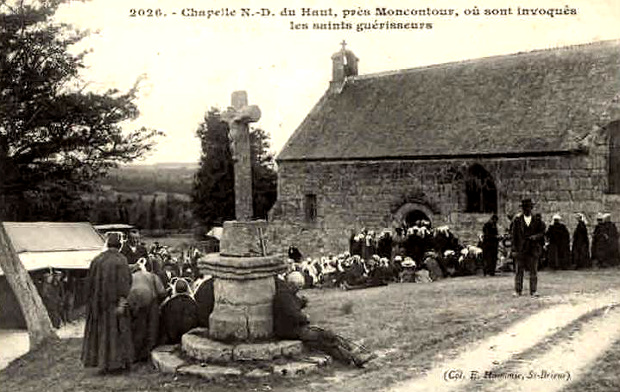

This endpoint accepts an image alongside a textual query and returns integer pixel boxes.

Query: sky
[54,0,620,164]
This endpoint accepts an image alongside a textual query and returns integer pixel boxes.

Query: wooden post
[0,222,57,348]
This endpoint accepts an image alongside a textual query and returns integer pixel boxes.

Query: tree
[192,109,235,228]
[0,0,159,348]
[250,127,278,219]
[0,223,57,347]
[149,195,159,230]
[0,1,162,221]
[191,109,278,228]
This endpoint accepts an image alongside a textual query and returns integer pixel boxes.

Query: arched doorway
[393,202,434,228]
[404,210,431,227]
[465,164,497,213]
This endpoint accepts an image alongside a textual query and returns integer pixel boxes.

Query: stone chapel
[268,40,620,257]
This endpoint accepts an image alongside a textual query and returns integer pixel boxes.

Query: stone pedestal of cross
[150,91,328,376]
[203,91,285,342]
[222,91,261,221]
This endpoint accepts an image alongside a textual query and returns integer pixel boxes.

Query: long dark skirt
[81,306,134,371]
[131,302,160,362]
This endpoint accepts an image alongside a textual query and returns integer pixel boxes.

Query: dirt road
[386,290,620,392]
[0,320,84,371]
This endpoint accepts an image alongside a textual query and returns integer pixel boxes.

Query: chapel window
[465,164,497,213]
[304,194,317,222]
[608,121,620,194]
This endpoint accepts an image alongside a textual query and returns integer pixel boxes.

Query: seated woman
[399,258,417,283]
[193,275,214,328]
[159,278,198,344]
[273,272,376,367]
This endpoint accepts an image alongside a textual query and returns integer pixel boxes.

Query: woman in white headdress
[160,278,198,344]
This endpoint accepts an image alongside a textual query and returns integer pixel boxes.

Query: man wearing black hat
[511,198,546,297]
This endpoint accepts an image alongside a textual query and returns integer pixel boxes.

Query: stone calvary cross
[222,91,261,221]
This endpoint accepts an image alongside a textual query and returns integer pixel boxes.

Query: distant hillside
[101,162,198,195]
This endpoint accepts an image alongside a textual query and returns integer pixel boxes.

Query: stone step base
[182,328,304,362]
[151,345,331,380]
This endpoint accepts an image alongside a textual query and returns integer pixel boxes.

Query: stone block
[246,313,273,340]
[178,364,243,380]
[209,301,274,341]
[182,333,233,362]
[151,347,187,374]
[246,369,272,378]
[220,220,269,256]
[233,342,281,361]
[280,340,304,357]
[214,277,275,305]
[205,255,286,280]
[304,354,332,366]
[155,344,179,353]
[209,306,250,341]
[187,327,210,337]
[273,361,320,377]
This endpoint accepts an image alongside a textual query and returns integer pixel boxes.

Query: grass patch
[340,301,354,315]
[2,269,620,392]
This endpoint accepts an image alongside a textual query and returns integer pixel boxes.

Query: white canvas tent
[0,222,104,275]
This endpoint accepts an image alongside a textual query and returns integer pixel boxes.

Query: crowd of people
[75,205,620,373]
[509,210,620,272]
[286,222,492,290]
[80,231,375,373]
[35,269,77,329]
[81,232,213,373]
[285,207,620,293]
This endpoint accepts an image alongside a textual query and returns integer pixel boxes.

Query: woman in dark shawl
[592,214,607,267]
[160,279,198,344]
[81,233,134,373]
[604,214,620,266]
[546,215,571,270]
[572,213,591,269]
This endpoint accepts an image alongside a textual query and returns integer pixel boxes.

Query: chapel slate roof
[277,40,620,161]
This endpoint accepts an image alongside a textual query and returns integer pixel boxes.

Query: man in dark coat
[362,232,376,262]
[377,231,393,259]
[287,245,303,263]
[273,272,376,367]
[39,271,62,328]
[572,214,591,269]
[121,231,149,265]
[546,215,571,270]
[511,199,546,297]
[81,233,134,373]
[482,215,500,276]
